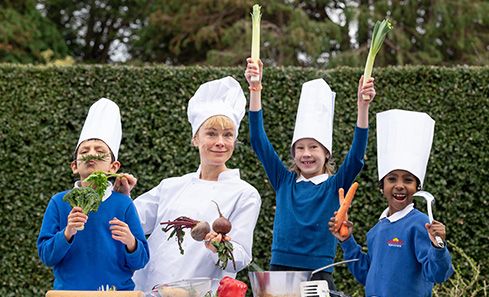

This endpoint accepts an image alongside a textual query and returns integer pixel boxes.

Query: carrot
[334,182,359,237]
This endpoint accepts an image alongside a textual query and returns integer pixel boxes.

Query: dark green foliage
[0,65,488,296]
[0,4,70,63]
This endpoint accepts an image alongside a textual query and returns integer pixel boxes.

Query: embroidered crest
[387,237,404,248]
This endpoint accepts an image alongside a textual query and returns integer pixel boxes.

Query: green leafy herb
[212,240,236,270]
[63,187,101,214]
[83,171,121,198]
[63,171,122,214]
[78,153,110,163]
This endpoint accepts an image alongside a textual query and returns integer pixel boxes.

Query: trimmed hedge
[0,64,488,296]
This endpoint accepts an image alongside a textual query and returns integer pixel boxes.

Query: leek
[250,4,261,82]
[362,19,393,100]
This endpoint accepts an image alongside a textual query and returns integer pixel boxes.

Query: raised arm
[245,57,263,111]
[333,76,376,189]
[357,76,375,128]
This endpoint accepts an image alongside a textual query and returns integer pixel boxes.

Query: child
[37,98,149,290]
[245,59,375,290]
[329,109,454,297]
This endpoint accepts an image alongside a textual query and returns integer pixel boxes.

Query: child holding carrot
[37,98,149,290]
[329,109,454,297]
[245,59,375,290]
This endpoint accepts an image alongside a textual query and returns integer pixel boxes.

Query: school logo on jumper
[387,237,404,248]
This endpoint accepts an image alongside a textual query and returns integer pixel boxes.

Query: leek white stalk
[362,19,393,100]
[250,4,261,82]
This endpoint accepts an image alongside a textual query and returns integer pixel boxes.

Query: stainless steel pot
[248,259,358,297]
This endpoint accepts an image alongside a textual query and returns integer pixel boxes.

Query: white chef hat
[76,98,122,160]
[291,78,335,154]
[187,76,245,138]
[376,109,435,187]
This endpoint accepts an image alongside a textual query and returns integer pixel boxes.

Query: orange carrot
[334,182,359,237]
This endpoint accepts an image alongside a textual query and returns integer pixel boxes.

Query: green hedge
[0,64,488,296]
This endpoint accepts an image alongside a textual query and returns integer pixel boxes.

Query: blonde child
[245,59,375,289]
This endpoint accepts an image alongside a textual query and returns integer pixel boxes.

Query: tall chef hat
[376,109,435,187]
[187,76,246,139]
[291,78,335,154]
[76,98,122,160]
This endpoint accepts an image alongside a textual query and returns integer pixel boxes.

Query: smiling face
[293,138,329,179]
[71,139,120,181]
[382,170,419,215]
[192,116,236,168]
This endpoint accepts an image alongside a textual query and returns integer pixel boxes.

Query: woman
[126,76,261,293]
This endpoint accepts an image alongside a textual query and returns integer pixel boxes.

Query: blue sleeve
[123,202,150,270]
[248,110,290,190]
[414,225,454,283]
[37,197,72,267]
[340,235,370,286]
[334,127,368,190]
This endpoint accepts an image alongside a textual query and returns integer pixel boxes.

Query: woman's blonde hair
[289,143,336,176]
[200,115,235,131]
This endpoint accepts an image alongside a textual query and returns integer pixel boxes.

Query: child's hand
[245,57,263,87]
[110,217,137,252]
[64,207,88,241]
[328,212,353,242]
[425,220,446,247]
[113,173,137,195]
[358,76,376,104]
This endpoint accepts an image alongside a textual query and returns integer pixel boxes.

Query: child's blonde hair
[290,143,336,176]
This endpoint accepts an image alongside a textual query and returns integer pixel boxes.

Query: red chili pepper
[217,276,248,297]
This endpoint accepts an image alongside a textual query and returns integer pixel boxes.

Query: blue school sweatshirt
[341,208,454,297]
[37,190,149,290]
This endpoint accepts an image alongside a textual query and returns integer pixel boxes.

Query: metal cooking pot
[248,259,358,297]
[248,271,309,297]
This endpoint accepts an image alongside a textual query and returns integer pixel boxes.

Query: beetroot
[191,221,211,241]
[211,200,232,234]
[210,201,236,270]
[160,216,210,254]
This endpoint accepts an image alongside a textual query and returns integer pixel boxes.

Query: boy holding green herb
[37,98,149,291]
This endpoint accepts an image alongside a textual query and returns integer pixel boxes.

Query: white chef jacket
[132,167,261,293]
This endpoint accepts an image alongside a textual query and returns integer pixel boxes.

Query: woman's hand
[113,173,137,196]
[245,57,263,87]
[64,207,87,241]
[204,231,231,253]
[110,217,137,252]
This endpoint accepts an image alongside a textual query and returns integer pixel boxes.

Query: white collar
[194,166,240,182]
[74,180,113,202]
[379,203,414,222]
[296,173,329,185]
